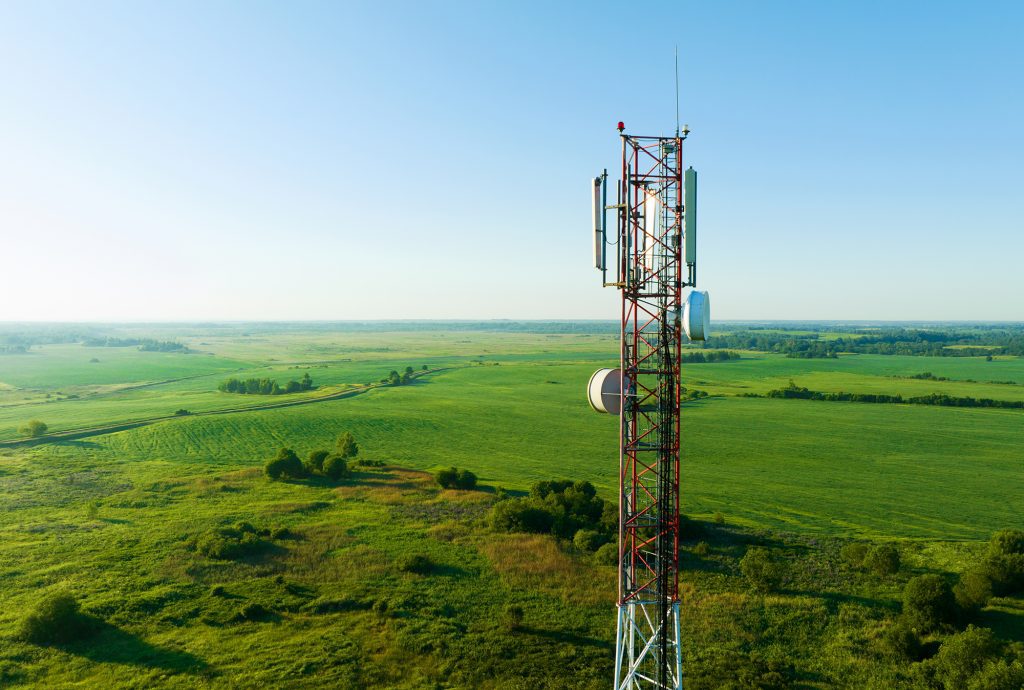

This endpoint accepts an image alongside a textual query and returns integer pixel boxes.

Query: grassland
[0,324,1021,687]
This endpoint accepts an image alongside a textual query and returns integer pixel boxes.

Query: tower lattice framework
[614,133,690,690]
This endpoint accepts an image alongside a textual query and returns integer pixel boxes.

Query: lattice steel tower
[587,122,709,690]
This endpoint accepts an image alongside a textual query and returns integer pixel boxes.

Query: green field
[1,324,1022,687]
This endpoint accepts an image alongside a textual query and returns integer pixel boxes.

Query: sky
[1,1,1022,321]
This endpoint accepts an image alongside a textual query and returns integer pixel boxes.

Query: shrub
[928,625,1000,689]
[968,660,1024,690]
[989,529,1024,556]
[503,605,524,631]
[235,602,271,622]
[173,408,191,416]
[955,570,994,611]
[323,454,349,480]
[397,554,433,574]
[595,542,618,566]
[436,467,459,489]
[265,447,305,480]
[456,469,478,490]
[19,593,92,645]
[489,499,554,534]
[573,529,607,552]
[306,449,330,474]
[903,574,956,632]
[693,541,710,557]
[194,527,266,560]
[336,432,359,458]
[740,547,783,592]
[210,585,226,597]
[840,543,869,568]
[878,620,921,661]
[864,544,901,576]
[713,512,725,525]
[980,552,1024,596]
[19,420,48,438]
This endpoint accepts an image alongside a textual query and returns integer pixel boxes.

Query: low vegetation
[219,372,314,395]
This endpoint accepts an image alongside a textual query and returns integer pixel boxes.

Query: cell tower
[587,121,709,690]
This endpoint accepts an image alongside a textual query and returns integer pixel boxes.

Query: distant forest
[701,326,1024,358]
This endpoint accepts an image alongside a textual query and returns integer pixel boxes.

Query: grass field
[0,324,1022,687]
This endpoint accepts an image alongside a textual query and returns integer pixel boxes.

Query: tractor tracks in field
[0,366,462,449]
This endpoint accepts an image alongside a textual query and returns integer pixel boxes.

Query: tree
[387,370,402,386]
[436,467,460,489]
[336,432,359,459]
[405,366,414,375]
[903,574,956,632]
[323,454,349,480]
[740,547,783,592]
[265,447,305,480]
[489,499,554,534]
[573,529,607,552]
[926,625,1000,689]
[19,420,48,437]
[955,570,994,611]
[864,545,901,576]
[301,372,313,390]
[306,449,331,475]
[456,469,477,490]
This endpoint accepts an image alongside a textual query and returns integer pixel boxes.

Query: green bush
[489,499,554,534]
[863,544,901,576]
[740,547,783,593]
[19,593,92,645]
[955,570,994,611]
[323,454,349,480]
[877,620,921,661]
[840,543,869,568]
[265,447,305,480]
[306,449,330,474]
[927,625,1000,689]
[573,529,607,552]
[336,432,359,459]
[436,467,459,489]
[19,420,48,438]
[397,554,433,574]
[194,527,266,560]
[235,602,272,622]
[980,552,1024,596]
[693,541,710,557]
[903,574,956,632]
[456,469,477,490]
[968,659,1024,690]
[989,529,1024,556]
[436,467,477,490]
[595,542,618,566]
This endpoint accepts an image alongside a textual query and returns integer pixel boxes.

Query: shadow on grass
[58,618,209,675]
[54,440,104,449]
[520,626,613,651]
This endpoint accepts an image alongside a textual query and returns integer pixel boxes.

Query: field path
[0,367,458,449]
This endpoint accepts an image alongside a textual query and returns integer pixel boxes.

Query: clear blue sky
[1,1,1021,321]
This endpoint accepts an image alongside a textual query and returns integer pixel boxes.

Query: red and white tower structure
[588,122,708,690]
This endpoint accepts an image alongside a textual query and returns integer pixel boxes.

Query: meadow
[0,323,1022,688]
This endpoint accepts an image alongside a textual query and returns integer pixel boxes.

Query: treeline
[219,372,313,395]
[763,382,1024,410]
[702,326,1024,358]
[381,366,425,385]
[0,344,29,354]
[82,337,188,352]
[681,350,740,363]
